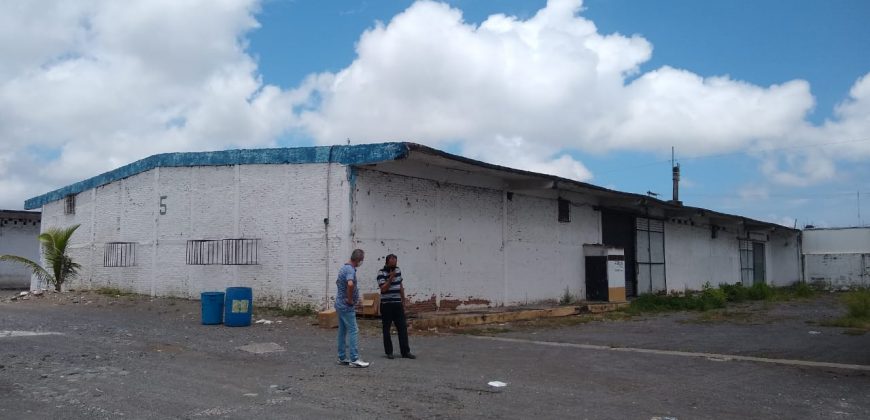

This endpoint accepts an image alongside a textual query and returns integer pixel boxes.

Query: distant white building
[25,143,801,310]
[802,227,870,287]
[0,210,41,289]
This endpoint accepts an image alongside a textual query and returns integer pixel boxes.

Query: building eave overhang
[24,141,797,233]
[398,143,798,233]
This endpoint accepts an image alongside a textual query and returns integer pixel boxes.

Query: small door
[752,242,766,285]
[863,254,870,283]
[585,256,608,301]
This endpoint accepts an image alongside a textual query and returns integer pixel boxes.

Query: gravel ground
[1,290,868,419]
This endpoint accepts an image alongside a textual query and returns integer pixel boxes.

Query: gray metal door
[752,242,766,285]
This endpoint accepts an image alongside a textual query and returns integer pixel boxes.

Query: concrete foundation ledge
[410,306,583,330]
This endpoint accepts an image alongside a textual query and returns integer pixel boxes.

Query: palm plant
[0,224,81,292]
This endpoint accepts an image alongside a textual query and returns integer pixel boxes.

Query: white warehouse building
[25,143,801,311]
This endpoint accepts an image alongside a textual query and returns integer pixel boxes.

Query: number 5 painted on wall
[159,195,167,215]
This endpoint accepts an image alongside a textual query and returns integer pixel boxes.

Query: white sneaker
[337,358,350,365]
[348,359,370,368]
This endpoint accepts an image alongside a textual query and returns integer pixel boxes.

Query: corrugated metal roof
[23,141,796,232]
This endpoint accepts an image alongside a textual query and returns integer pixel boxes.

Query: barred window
[186,239,260,265]
[64,194,76,215]
[222,239,260,265]
[186,240,223,265]
[104,242,136,267]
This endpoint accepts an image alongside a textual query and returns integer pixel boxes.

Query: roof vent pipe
[670,147,682,205]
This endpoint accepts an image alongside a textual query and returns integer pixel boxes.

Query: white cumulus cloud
[0,0,299,208]
[1,0,869,212]
[292,0,870,188]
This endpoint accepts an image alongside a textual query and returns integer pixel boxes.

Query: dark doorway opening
[585,256,608,301]
[602,212,638,297]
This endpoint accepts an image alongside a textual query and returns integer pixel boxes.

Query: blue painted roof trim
[24,142,409,209]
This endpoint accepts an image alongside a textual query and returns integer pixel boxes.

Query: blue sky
[0,0,868,228]
[248,0,870,227]
[253,0,869,124]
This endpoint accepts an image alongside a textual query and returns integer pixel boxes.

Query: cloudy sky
[1,0,868,227]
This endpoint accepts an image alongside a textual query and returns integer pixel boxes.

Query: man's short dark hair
[350,249,365,262]
[385,254,397,262]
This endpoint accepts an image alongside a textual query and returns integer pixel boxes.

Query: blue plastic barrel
[224,287,253,327]
[200,292,225,325]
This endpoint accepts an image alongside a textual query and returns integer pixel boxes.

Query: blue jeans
[337,310,360,362]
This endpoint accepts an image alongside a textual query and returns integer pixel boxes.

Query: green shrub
[792,281,815,298]
[699,283,727,310]
[747,282,775,301]
[844,289,870,319]
[628,294,684,312]
[719,283,749,302]
[629,284,724,313]
[559,287,576,305]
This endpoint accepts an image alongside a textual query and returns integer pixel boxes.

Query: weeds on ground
[627,283,725,314]
[814,289,869,332]
[844,288,870,318]
[94,287,135,297]
[682,309,755,324]
[559,287,577,305]
[267,302,316,317]
[793,281,816,298]
[719,282,775,301]
[719,281,814,303]
[630,281,817,314]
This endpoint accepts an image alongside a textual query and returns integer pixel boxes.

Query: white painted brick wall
[805,253,869,287]
[664,220,801,290]
[504,193,599,304]
[768,229,801,286]
[35,162,350,309]
[664,221,741,290]
[352,168,602,308]
[34,159,802,305]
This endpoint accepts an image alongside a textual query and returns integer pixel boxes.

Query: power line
[680,191,870,200]
[592,137,870,176]
[679,137,870,162]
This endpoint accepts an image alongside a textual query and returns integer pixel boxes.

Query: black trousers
[380,302,410,356]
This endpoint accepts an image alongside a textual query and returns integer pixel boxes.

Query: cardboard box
[361,293,380,317]
[317,309,338,329]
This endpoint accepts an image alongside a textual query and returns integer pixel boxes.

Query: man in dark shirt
[377,254,415,359]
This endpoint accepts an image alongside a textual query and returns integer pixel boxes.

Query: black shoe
[401,353,416,359]
[386,354,394,359]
